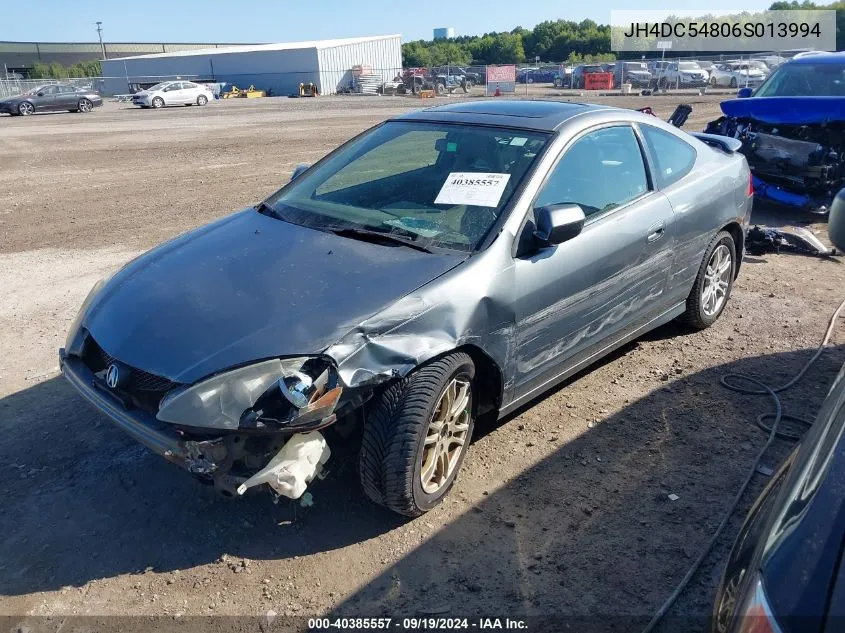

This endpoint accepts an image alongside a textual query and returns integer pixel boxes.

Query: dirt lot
[1,93,843,632]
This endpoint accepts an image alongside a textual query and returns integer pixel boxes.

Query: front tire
[681,231,736,329]
[77,98,93,113]
[730,77,738,88]
[18,101,34,116]
[151,97,164,109]
[360,353,476,517]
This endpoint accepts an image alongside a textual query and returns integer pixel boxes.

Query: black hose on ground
[640,296,845,633]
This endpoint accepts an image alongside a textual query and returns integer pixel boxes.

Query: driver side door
[162,82,184,105]
[509,124,676,405]
[33,85,59,111]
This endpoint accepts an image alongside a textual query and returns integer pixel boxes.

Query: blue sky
[6,1,774,43]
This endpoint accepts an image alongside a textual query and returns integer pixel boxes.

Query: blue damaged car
[705,51,845,215]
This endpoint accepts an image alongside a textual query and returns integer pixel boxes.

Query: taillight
[732,577,783,633]
[748,172,755,197]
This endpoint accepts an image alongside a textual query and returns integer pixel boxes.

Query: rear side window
[640,125,697,189]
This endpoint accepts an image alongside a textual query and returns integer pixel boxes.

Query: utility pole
[95,21,107,59]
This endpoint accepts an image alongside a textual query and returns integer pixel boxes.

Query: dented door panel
[509,192,676,401]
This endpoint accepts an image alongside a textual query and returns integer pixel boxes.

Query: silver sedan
[131,80,213,108]
[61,100,753,516]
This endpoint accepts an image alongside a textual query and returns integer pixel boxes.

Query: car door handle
[647,221,665,242]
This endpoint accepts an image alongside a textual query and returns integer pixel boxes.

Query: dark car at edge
[712,192,845,633]
[0,83,103,116]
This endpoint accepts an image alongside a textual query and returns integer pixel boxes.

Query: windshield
[679,62,701,70]
[755,62,845,97]
[263,121,550,251]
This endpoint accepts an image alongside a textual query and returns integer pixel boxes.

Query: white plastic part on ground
[236,432,331,499]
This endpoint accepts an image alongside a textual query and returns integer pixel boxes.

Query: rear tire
[359,353,476,517]
[681,231,736,329]
[197,94,208,106]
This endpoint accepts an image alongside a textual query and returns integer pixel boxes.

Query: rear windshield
[264,121,550,251]
[755,62,845,97]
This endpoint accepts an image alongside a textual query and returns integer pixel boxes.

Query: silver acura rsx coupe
[60,100,752,516]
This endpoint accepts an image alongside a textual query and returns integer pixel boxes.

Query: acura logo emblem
[106,363,121,389]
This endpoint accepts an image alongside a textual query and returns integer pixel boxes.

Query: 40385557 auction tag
[434,172,511,208]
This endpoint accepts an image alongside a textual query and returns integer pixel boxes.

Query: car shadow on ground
[0,343,842,628]
[323,345,843,631]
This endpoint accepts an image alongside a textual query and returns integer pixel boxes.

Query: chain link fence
[0,52,797,101]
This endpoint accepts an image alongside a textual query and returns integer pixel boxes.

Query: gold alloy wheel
[420,377,472,494]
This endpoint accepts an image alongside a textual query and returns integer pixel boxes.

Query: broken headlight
[65,275,110,353]
[156,357,341,431]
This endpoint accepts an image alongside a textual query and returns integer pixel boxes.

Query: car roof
[392,100,612,132]
[789,51,845,65]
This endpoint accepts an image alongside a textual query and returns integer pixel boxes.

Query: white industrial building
[99,34,402,96]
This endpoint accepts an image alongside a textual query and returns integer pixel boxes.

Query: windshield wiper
[330,227,433,253]
[256,201,282,219]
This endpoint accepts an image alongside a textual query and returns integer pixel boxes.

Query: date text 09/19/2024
[307,618,528,630]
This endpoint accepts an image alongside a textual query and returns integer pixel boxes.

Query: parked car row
[0,79,220,117]
[509,58,777,90]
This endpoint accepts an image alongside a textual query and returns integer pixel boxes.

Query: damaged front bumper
[705,115,843,215]
[59,350,339,498]
[751,174,833,215]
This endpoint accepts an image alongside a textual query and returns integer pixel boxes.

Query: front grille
[99,347,174,392]
[82,336,180,415]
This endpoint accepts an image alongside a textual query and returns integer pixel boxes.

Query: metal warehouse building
[100,34,401,96]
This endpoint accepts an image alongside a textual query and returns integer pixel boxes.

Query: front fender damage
[323,266,517,398]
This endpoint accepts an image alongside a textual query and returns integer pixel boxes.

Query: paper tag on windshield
[434,172,511,208]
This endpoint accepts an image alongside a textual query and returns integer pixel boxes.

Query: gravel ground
[1,93,843,632]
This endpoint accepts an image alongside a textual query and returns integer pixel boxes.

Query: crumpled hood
[721,97,845,125]
[82,209,466,384]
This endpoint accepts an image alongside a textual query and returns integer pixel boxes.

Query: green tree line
[28,60,102,79]
[402,20,616,66]
[769,1,845,49]
[403,2,843,67]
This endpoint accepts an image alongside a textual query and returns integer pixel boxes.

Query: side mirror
[37,92,44,97]
[736,87,753,98]
[290,163,310,181]
[533,204,586,247]
[829,189,845,252]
